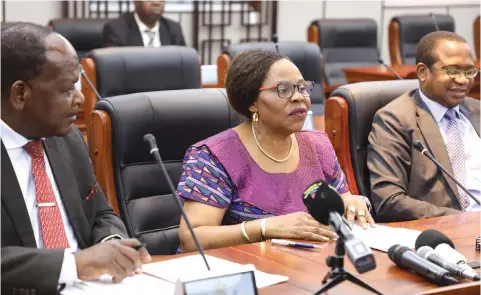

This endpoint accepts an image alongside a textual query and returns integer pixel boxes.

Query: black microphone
[378,58,403,80]
[415,229,474,272]
[143,134,210,271]
[413,140,480,205]
[417,246,480,281]
[302,180,376,273]
[429,13,440,31]
[272,34,279,53]
[388,244,458,286]
[79,64,102,101]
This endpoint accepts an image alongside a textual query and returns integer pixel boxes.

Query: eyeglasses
[259,81,314,99]
[428,65,479,79]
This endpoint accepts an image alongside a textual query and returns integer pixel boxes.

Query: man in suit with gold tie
[368,31,480,222]
[1,22,151,294]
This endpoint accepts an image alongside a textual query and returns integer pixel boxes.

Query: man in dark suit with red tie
[103,0,186,48]
[1,22,151,294]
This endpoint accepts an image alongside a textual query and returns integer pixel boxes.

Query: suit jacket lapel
[43,138,88,248]
[460,103,480,136]
[1,142,37,247]
[414,91,460,204]
[126,12,144,46]
[159,18,171,45]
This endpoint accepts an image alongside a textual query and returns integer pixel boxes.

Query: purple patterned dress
[176,129,349,225]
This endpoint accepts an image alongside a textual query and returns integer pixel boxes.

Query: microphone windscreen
[388,244,408,265]
[302,180,344,225]
[415,229,455,250]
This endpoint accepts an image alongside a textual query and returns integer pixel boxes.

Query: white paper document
[142,254,289,288]
[351,224,421,252]
[62,274,175,295]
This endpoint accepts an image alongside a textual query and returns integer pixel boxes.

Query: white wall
[3,1,62,25]
[277,0,480,63]
[2,0,480,64]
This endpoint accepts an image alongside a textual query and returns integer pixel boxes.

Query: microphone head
[415,229,455,250]
[143,133,157,145]
[413,140,425,152]
[302,180,344,225]
[416,245,435,259]
[388,244,409,266]
[271,34,278,43]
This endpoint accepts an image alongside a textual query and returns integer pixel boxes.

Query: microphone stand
[314,214,383,295]
[415,141,480,205]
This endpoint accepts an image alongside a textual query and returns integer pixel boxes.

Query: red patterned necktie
[24,140,70,249]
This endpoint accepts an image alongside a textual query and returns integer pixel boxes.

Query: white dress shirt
[0,120,78,284]
[419,91,481,211]
[134,12,161,48]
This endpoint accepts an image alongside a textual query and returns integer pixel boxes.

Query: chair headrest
[312,18,378,48]
[94,88,244,165]
[392,14,455,43]
[87,46,201,98]
[48,18,108,51]
[331,79,420,148]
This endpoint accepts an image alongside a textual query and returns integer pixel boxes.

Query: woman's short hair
[225,50,286,119]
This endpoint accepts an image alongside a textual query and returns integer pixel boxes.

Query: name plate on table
[175,264,258,295]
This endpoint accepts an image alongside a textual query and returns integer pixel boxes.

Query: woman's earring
[252,111,259,122]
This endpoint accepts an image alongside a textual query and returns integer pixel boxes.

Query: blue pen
[271,239,323,249]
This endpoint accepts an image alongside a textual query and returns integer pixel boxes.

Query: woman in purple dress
[176,50,375,252]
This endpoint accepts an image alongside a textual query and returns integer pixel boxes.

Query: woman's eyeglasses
[259,81,314,99]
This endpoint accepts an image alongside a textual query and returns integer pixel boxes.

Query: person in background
[103,0,186,48]
[368,31,480,222]
[1,22,151,294]
[176,50,375,253]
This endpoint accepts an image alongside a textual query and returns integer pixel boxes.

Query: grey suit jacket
[368,89,480,222]
[1,126,128,295]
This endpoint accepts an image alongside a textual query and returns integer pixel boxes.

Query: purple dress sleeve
[312,132,350,194]
[176,145,235,208]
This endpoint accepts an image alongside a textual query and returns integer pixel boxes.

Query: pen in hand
[132,242,147,251]
[271,239,323,249]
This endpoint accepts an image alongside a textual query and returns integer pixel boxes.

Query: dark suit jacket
[368,89,480,222]
[103,12,186,47]
[1,126,128,295]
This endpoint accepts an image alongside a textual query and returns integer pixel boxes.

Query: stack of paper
[351,224,421,252]
[62,274,175,294]
[62,254,288,294]
[142,254,289,288]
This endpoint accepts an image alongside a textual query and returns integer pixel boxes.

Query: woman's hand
[265,212,338,242]
[342,194,376,229]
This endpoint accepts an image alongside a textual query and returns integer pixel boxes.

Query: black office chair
[326,80,420,203]
[48,18,108,60]
[389,14,455,66]
[81,46,201,130]
[308,18,380,86]
[89,88,243,255]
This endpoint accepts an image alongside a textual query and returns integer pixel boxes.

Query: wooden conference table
[151,212,480,295]
[343,61,481,99]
